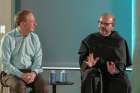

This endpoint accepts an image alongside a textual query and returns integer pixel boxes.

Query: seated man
[0,10,48,93]
[78,13,132,93]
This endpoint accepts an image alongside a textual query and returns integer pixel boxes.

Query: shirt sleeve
[0,35,23,78]
[31,35,43,74]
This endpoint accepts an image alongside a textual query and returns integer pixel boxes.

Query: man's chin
[104,33,111,36]
[100,32,110,36]
[30,30,35,32]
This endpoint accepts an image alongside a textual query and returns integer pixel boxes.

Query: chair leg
[1,86,3,93]
[0,86,14,93]
[10,87,14,93]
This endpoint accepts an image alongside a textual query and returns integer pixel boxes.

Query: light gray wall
[0,0,12,40]
[132,0,140,93]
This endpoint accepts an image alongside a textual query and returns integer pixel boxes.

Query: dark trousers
[1,71,48,93]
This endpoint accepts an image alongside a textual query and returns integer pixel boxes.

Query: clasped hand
[21,72,37,84]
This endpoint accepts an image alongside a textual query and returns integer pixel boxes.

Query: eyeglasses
[98,21,113,26]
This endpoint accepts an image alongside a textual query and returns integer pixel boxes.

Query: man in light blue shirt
[0,10,48,93]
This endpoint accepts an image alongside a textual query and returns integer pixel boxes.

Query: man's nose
[34,22,37,26]
[101,24,107,28]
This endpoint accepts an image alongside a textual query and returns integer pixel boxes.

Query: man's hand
[21,72,37,84]
[28,72,37,84]
[85,53,99,67]
[21,73,30,84]
[107,61,119,75]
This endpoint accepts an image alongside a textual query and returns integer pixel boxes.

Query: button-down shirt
[0,28,43,78]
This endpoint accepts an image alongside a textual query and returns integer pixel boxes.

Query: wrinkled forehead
[99,15,114,23]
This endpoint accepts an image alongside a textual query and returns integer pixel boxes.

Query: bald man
[78,13,132,93]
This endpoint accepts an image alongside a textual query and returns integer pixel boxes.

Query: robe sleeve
[78,40,103,93]
[78,39,102,81]
[114,39,132,72]
[78,40,90,80]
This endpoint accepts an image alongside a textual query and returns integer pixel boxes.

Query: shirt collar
[14,27,22,37]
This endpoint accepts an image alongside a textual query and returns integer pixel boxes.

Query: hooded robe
[78,31,131,93]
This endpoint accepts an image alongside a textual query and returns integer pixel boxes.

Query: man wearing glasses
[78,13,132,93]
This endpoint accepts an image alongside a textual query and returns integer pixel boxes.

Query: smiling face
[98,14,115,36]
